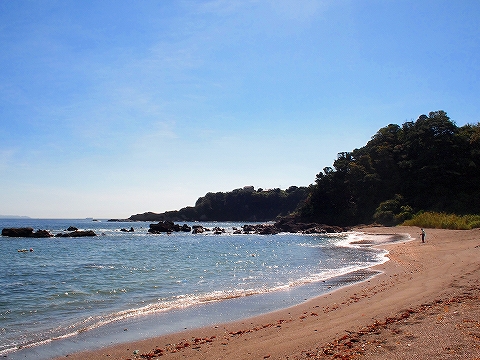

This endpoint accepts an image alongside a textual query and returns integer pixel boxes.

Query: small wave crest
[337,231,411,248]
[0,259,387,357]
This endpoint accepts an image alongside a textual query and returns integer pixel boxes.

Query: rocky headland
[1,227,97,238]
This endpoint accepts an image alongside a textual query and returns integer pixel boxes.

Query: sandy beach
[54,226,480,360]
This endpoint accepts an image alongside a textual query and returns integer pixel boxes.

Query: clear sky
[1,0,479,219]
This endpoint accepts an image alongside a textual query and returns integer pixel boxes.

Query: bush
[373,195,413,226]
[402,212,480,230]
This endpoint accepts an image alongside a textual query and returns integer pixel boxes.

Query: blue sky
[1,0,479,218]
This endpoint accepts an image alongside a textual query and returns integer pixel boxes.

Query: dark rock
[192,225,205,234]
[241,224,279,235]
[273,218,345,234]
[2,227,53,238]
[257,225,280,235]
[33,229,54,238]
[67,226,78,231]
[240,219,346,235]
[149,221,192,233]
[2,227,34,237]
[55,230,97,237]
[242,224,256,233]
[148,221,177,234]
[212,227,225,235]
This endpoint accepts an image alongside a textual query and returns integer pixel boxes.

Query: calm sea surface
[0,219,405,359]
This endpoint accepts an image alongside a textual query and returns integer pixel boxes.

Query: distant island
[112,111,480,228]
[0,215,31,219]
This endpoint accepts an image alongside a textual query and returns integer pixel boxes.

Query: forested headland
[122,111,480,227]
[124,186,309,222]
[298,110,480,226]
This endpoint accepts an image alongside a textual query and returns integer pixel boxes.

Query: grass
[402,212,480,230]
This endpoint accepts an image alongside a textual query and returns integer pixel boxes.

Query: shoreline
[48,226,480,359]
[5,247,388,358]
[3,229,396,360]
[6,226,479,359]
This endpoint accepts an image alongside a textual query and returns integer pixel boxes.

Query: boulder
[33,229,54,238]
[2,227,35,237]
[2,227,53,238]
[55,230,97,237]
[149,221,193,233]
[212,227,225,235]
[256,225,280,235]
[273,218,345,234]
[192,225,205,234]
[241,224,279,235]
[148,221,176,233]
[240,219,346,235]
[181,224,192,232]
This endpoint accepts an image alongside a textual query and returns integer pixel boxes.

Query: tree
[297,110,480,226]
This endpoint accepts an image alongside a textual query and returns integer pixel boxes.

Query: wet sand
[54,226,480,359]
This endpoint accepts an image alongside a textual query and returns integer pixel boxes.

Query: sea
[0,218,410,359]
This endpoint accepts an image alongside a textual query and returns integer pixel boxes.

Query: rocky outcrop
[148,221,176,233]
[2,227,53,238]
[181,224,192,232]
[242,219,346,235]
[2,227,99,238]
[192,225,204,234]
[273,218,345,234]
[242,224,280,235]
[55,230,97,237]
[148,221,192,234]
[147,218,346,236]
[120,227,135,232]
[212,227,225,235]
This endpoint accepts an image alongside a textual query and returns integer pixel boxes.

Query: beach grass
[402,211,480,230]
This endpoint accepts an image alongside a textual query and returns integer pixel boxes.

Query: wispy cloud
[0,148,17,171]
[268,0,329,21]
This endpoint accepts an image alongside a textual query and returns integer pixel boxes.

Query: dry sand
[54,226,480,360]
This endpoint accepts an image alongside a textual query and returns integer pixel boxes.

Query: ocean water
[0,219,408,359]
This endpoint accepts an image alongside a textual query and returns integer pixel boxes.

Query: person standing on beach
[421,228,426,243]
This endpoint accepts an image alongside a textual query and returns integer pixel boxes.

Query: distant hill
[125,186,309,222]
[0,215,31,219]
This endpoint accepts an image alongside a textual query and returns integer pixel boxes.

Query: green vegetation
[403,212,480,230]
[130,186,309,222]
[297,111,480,226]
[131,110,480,227]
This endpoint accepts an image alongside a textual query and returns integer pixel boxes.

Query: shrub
[402,212,480,230]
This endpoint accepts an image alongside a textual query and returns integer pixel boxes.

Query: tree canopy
[129,186,309,222]
[128,110,480,226]
[298,111,480,226]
